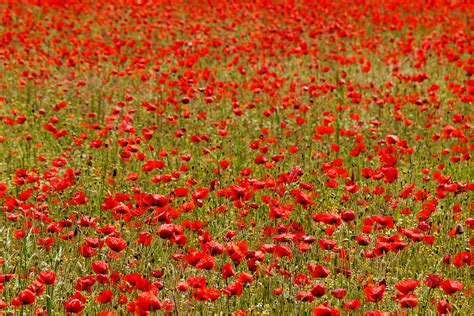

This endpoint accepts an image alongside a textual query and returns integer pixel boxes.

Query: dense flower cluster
[0,0,472,315]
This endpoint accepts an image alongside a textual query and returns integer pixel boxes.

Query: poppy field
[0,0,473,315]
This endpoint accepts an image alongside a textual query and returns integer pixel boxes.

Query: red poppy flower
[273,288,283,295]
[187,276,207,289]
[441,279,463,295]
[176,282,189,292]
[331,288,347,299]
[437,299,452,315]
[13,229,26,239]
[145,194,168,207]
[424,274,442,288]
[293,273,310,286]
[78,244,98,258]
[91,261,109,276]
[174,187,189,197]
[296,291,314,302]
[343,299,361,311]
[132,290,163,314]
[399,294,418,308]
[105,237,127,252]
[69,191,89,205]
[38,271,58,285]
[195,254,216,270]
[95,290,114,304]
[12,289,35,306]
[310,284,326,297]
[64,293,86,314]
[225,241,247,265]
[98,312,118,316]
[223,281,243,296]
[318,238,337,251]
[0,274,16,283]
[395,279,419,294]
[313,303,340,316]
[308,264,330,278]
[364,283,386,302]
[75,276,96,292]
[221,262,235,279]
